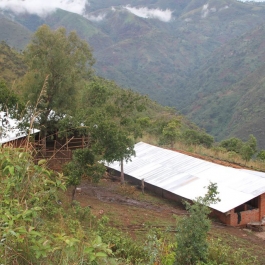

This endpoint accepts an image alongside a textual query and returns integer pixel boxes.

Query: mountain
[1,0,265,147]
[0,41,27,85]
[0,13,32,51]
[179,24,265,145]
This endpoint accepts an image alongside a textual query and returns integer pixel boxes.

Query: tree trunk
[120,159,125,185]
[41,129,47,156]
[71,185,77,203]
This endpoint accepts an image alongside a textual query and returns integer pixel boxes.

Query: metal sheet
[106,142,265,213]
[0,112,40,144]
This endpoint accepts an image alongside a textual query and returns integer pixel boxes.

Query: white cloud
[0,0,89,17]
[124,6,172,22]
[85,13,106,22]
[219,5,229,12]
[201,4,209,18]
[238,0,265,2]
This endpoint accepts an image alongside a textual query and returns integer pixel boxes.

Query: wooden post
[141,178,145,194]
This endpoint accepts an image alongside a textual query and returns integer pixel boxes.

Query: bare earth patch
[66,177,265,263]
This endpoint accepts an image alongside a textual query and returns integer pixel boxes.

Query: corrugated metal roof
[0,112,40,144]
[106,142,265,213]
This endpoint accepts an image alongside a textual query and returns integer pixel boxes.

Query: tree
[240,135,257,162]
[182,129,214,148]
[162,119,181,148]
[257,150,265,161]
[77,78,146,184]
[0,80,24,115]
[247,134,257,153]
[22,25,95,151]
[89,117,135,184]
[175,183,220,265]
[219,135,257,162]
[63,149,105,202]
[219,137,243,154]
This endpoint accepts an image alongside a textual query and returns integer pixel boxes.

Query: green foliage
[219,135,257,162]
[64,148,106,187]
[0,80,23,114]
[22,25,94,144]
[241,144,254,162]
[175,183,220,265]
[98,219,177,265]
[241,134,257,161]
[0,147,62,262]
[99,226,147,264]
[256,150,265,161]
[76,77,150,183]
[0,41,27,85]
[3,2,265,148]
[96,123,135,164]
[0,147,113,264]
[144,228,177,265]
[182,129,214,148]
[219,137,244,154]
[161,119,181,148]
[203,238,258,265]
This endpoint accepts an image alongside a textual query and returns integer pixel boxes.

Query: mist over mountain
[1,0,265,147]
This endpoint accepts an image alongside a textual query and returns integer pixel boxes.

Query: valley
[1,0,265,146]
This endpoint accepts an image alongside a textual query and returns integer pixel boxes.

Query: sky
[0,0,264,19]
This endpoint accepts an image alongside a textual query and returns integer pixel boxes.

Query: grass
[62,175,265,264]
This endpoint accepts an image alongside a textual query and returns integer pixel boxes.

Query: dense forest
[1,25,265,264]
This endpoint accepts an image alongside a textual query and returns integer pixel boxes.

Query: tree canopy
[22,25,95,148]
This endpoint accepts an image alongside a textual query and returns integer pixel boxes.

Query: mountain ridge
[1,0,265,147]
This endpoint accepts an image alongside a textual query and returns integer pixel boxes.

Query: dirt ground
[66,177,265,263]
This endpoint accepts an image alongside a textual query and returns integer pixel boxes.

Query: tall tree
[22,25,95,151]
[91,119,135,184]
[78,77,146,183]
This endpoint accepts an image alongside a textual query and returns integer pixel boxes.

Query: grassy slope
[0,14,32,50]
[0,42,27,85]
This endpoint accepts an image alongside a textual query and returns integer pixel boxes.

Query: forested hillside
[0,41,27,84]
[179,24,265,146]
[1,0,265,148]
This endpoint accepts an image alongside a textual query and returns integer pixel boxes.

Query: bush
[182,129,214,148]
[175,183,220,265]
[206,238,258,265]
[0,147,112,264]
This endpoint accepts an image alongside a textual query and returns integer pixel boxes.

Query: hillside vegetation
[1,23,265,265]
[180,24,265,146]
[0,42,27,85]
[2,0,265,147]
[1,25,265,170]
